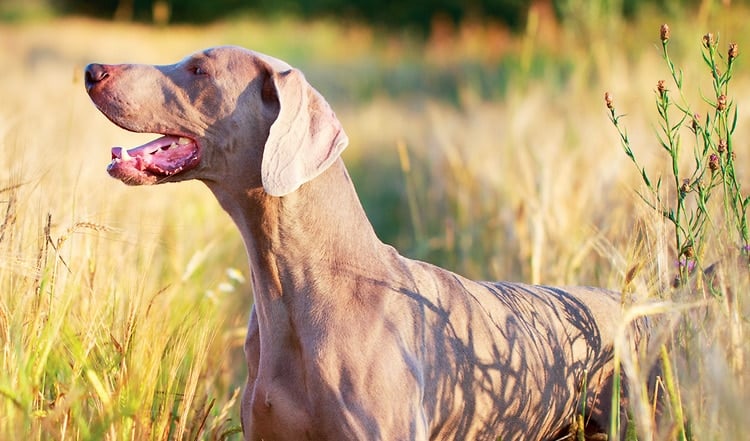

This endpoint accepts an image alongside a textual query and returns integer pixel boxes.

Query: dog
[85,45,631,440]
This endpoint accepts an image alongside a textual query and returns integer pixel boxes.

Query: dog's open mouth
[107,135,201,184]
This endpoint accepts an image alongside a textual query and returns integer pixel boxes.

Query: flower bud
[680,179,691,195]
[660,24,670,43]
[657,80,667,97]
[729,42,739,61]
[703,33,714,48]
[604,91,614,110]
[691,113,701,132]
[717,94,727,111]
[709,153,719,172]
[682,244,695,258]
[718,138,727,154]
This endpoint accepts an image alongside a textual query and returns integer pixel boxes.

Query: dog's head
[85,46,347,196]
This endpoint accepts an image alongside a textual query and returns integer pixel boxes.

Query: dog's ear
[261,68,348,197]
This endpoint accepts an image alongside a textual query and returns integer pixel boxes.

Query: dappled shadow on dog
[332,261,622,440]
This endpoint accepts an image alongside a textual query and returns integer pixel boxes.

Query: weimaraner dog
[85,46,632,440]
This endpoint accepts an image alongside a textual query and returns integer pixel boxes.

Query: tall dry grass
[0,18,252,439]
[0,3,748,439]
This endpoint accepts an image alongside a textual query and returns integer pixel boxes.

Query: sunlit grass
[1,4,749,439]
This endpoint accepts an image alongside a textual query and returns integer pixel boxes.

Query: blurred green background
[3,0,704,30]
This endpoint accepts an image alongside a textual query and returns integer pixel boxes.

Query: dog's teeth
[178,137,191,145]
[121,149,132,160]
[170,142,178,149]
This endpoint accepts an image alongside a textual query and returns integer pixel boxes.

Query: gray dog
[85,46,633,440]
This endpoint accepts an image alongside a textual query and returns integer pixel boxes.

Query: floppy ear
[261,68,349,196]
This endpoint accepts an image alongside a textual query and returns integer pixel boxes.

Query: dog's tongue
[108,135,200,177]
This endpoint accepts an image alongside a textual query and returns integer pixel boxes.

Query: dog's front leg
[241,306,261,440]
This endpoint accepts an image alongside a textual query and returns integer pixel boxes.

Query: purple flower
[677,256,697,273]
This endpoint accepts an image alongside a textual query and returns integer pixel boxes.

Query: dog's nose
[84,63,110,92]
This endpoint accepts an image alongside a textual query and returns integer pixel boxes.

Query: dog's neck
[205,157,386,331]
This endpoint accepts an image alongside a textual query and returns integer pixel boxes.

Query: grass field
[1,2,749,439]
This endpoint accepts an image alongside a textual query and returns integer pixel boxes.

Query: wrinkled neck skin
[203,157,383,335]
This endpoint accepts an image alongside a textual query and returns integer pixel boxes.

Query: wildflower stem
[610,26,749,287]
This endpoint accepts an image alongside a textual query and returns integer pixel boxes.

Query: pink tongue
[111,135,181,159]
[110,135,199,174]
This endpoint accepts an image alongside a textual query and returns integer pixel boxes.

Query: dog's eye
[191,65,208,76]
